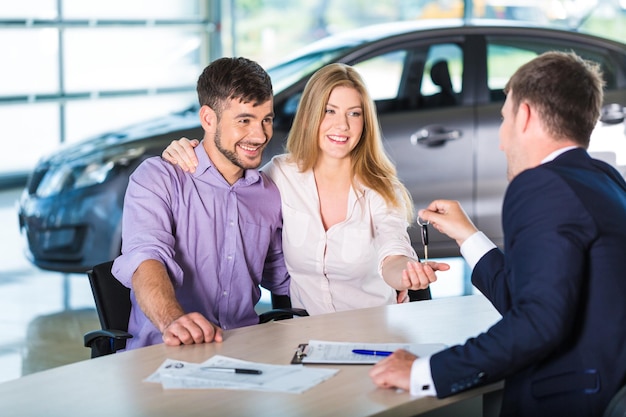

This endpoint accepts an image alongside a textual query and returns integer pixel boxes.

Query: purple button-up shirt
[112,143,289,349]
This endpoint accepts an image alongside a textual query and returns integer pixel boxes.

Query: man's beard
[214,128,264,170]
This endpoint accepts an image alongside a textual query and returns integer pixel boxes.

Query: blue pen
[352,349,393,357]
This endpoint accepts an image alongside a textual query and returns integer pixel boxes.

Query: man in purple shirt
[112,57,289,350]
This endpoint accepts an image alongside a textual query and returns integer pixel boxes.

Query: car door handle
[410,125,462,147]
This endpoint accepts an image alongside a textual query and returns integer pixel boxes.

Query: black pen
[201,367,263,375]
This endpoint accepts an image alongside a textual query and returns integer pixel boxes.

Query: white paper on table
[145,355,339,394]
[300,340,447,364]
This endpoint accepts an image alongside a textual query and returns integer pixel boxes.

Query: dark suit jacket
[430,148,626,416]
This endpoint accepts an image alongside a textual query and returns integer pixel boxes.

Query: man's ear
[516,101,532,133]
[199,105,217,132]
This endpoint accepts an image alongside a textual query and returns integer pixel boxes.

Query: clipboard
[291,340,446,365]
[292,343,311,364]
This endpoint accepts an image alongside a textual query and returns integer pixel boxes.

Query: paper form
[145,355,339,394]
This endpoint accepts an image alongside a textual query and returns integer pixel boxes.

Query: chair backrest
[604,385,626,417]
[87,260,131,332]
[408,287,432,302]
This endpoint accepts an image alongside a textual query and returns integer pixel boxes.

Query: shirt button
[223,291,228,296]
[227,255,232,260]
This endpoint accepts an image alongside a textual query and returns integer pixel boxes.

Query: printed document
[146,355,339,394]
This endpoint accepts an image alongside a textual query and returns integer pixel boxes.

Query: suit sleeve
[430,167,596,397]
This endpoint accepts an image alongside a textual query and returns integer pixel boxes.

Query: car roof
[272,18,626,67]
[273,19,466,64]
[267,18,626,96]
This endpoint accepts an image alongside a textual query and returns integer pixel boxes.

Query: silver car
[18,19,626,272]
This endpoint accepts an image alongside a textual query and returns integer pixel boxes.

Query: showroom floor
[0,186,98,384]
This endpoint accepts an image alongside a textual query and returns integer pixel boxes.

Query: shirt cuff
[410,356,437,397]
[459,231,496,270]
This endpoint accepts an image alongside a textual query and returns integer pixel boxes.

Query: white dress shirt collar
[541,146,579,164]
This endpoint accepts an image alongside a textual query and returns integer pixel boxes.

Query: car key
[418,217,429,264]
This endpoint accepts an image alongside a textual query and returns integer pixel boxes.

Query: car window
[421,43,463,95]
[486,44,536,100]
[276,50,407,122]
[352,50,406,100]
[268,48,354,95]
[420,43,463,108]
[486,37,621,103]
[352,42,464,112]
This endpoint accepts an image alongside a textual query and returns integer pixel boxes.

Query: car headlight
[35,146,145,198]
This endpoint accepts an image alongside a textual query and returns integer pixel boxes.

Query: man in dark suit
[369,51,626,416]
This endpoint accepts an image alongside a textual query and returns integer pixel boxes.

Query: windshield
[263,19,447,94]
[267,46,355,94]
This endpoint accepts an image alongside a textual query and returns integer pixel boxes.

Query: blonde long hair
[286,63,413,220]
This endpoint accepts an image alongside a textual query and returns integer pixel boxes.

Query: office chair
[408,287,432,302]
[83,260,308,358]
[604,384,626,417]
[83,260,133,358]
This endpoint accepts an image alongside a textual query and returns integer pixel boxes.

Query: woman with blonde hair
[163,62,449,315]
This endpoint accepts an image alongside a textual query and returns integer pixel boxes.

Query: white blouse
[262,154,417,315]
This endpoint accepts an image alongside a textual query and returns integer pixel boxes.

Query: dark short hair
[196,57,273,117]
[504,51,604,148]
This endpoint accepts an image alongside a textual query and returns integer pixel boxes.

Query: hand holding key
[418,200,478,248]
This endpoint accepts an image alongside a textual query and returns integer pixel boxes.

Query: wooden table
[0,294,502,417]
